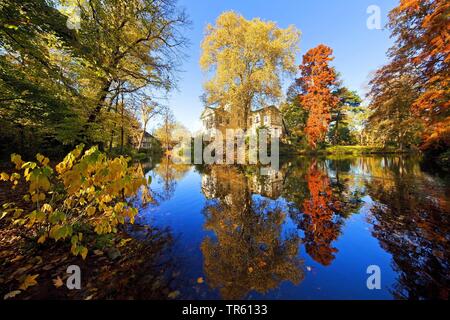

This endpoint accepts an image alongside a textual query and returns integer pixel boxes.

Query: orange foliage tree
[300,161,342,266]
[297,45,338,148]
[374,0,450,151]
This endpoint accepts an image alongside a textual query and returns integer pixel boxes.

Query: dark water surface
[132,155,449,300]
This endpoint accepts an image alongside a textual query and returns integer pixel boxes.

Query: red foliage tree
[374,0,450,151]
[297,45,338,148]
[301,161,341,266]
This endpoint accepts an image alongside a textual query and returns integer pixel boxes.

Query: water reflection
[138,155,449,300]
[152,156,191,201]
[201,166,304,299]
[364,157,450,300]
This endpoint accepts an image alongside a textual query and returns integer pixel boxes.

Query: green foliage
[328,87,362,146]
[324,145,399,155]
[280,82,308,146]
[0,0,188,155]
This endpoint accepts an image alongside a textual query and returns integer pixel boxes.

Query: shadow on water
[134,154,449,300]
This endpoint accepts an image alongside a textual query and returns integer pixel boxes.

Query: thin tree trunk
[120,93,124,154]
[334,110,341,145]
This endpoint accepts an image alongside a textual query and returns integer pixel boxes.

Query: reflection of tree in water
[152,156,190,201]
[366,157,450,299]
[283,158,362,266]
[299,160,343,266]
[201,166,304,299]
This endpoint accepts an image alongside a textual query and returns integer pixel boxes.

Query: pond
[132,155,449,300]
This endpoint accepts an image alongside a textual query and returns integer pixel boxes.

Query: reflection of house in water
[201,166,284,200]
[248,167,284,199]
[201,169,235,200]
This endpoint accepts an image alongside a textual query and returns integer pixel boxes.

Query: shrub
[0,144,147,259]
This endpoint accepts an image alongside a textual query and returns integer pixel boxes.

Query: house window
[264,115,269,124]
[255,115,260,123]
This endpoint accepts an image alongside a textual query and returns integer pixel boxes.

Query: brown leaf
[19,274,38,291]
[53,276,64,288]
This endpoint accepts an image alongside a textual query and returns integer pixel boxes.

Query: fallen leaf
[37,235,46,244]
[10,255,23,263]
[53,276,64,288]
[248,267,254,273]
[168,290,180,299]
[19,274,38,290]
[4,290,21,300]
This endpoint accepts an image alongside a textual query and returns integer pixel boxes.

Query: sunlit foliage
[0,145,148,258]
[369,0,449,153]
[200,11,300,126]
[297,45,339,148]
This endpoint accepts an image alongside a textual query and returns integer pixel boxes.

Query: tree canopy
[200,11,300,126]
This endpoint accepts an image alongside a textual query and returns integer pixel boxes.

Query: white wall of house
[201,106,283,139]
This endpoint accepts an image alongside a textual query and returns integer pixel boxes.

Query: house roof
[143,131,155,138]
[201,104,280,117]
[251,105,280,114]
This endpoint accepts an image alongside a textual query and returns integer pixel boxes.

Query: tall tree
[0,0,189,154]
[73,0,189,140]
[0,0,85,155]
[329,86,362,145]
[154,108,176,151]
[297,45,338,148]
[372,0,449,152]
[367,75,423,150]
[200,11,300,127]
[280,81,309,146]
[137,101,165,150]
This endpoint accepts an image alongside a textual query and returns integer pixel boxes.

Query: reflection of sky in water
[135,157,449,300]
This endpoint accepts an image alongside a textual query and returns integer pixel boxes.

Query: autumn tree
[0,0,84,155]
[370,0,449,154]
[367,75,423,150]
[137,101,165,150]
[200,11,300,127]
[154,108,176,151]
[297,45,338,148]
[0,0,189,154]
[75,0,189,138]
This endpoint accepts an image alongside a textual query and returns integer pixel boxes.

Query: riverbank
[283,145,417,156]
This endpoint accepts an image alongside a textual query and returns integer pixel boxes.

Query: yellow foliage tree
[200,11,300,127]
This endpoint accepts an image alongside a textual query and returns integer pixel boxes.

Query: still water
[132,155,449,300]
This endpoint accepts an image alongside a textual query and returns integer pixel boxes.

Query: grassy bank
[285,145,417,156]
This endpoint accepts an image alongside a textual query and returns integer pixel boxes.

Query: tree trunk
[333,110,341,145]
[120,93,124,154]
[87,79,112,125]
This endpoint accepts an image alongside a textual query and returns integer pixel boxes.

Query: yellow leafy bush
[0,144,147,259]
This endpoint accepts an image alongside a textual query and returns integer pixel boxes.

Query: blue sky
[158,0,398,132]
